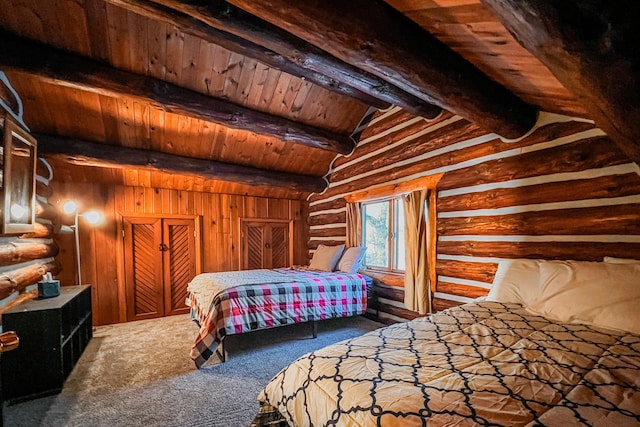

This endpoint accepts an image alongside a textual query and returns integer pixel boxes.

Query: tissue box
[38,280,60,298]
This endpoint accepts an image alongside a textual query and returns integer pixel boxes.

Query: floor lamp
[62,201,103,286]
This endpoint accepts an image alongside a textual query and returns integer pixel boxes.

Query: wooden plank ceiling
[0,0,636,198]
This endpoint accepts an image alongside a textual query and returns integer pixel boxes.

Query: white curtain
[403,189,431,314]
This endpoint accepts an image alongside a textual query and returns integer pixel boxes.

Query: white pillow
[486,259,544,305]
[337,247,366,273]
[308,244,345,272]
[526,261,640,334]
[603,256,640,264]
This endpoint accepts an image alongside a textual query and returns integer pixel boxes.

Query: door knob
[159,243,170,252]
[265,243,271,249]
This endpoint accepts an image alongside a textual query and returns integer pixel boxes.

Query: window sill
[362,268,404,277]
[361,269,405,288]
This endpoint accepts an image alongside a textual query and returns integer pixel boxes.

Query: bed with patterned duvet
[252,259,640,426]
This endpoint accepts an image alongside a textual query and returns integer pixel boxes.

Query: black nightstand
[1,286,92,403]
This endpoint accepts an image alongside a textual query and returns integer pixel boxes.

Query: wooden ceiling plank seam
[162,112,181,154]
[234,56,259,107]
[147,18,168,79]
[12,0,46,43]
[325,91,365,131]
[61,0,93,55]
[84,0,112,62]
[133,101,152,150]
[176,114,195,157]
[114,97,133,148]
[125,165,139,188]
[221,51,246,102]
[0,1,19,34]
[139,170,152,189]
[150,168,164,190]
[268,73,294,120]
[227,0,537,139]
[0,32,355,154]
[164,23,185,85]
[98,94,121,144]
[179,32,202,89]
[78,90,108,143]
[7,74,52,134]
[148,106,166,152]
[49,83,76,138]
[194,118,211,163]
[105,2,133,70]
[307,85,336,127]
[256,67,283,112]
[127,8,150,75]
[244,61,272,107]
[209,44,233,98]
[289,80,315,121]
[278,75,304,118]
[193,40,216,96]
[208,123,228,160]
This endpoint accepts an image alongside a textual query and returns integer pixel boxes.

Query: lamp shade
[83,210,103,225]
[62,200,78,214]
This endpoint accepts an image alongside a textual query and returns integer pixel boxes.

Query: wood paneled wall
[52,182,308,326]
[308,107,640,323]
[0,105,59,313]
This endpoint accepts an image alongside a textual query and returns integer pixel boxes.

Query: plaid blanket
[187,268,367,368]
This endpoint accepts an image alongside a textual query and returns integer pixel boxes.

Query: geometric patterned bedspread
[255,301,640,426]
[186,268,367,368]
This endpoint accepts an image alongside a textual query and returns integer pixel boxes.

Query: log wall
[308,107,640,323]
[52,182,309,326]
[0,74,60,313]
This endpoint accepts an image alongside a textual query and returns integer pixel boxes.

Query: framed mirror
[1,117,37,234]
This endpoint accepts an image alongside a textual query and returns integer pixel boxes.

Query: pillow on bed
[337,246,366,273]
[486,259,545,305]
[309,244,345,272]
[526,261,640,335]
[603,256,640,264]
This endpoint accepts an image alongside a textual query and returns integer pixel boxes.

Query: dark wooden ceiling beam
[136,0,442,119]
[480,0,640,164]
[0,32,354,154]
[36,134,327,193]
[105,0,390,110]
[225,0,538,139]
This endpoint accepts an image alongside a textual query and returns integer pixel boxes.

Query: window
[362,197,405,272]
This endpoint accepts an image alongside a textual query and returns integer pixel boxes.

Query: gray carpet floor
[4,314,383,427]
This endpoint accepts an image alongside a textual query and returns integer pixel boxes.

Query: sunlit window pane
[395,202,406,270]
[363,201,389,268]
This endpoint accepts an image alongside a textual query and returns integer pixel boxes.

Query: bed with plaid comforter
[186,268,368,368]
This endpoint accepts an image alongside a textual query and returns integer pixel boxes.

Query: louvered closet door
[242,221,291,270]
[243,222,267,270]
[124,216,199,321]
[269,223,290,268]
[124,217,164,321]
[163,219,196,316]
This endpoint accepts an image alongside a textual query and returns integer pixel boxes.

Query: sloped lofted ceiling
[0,0,636,199]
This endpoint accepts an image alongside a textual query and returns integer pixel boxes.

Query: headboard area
[487,258,640,335]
